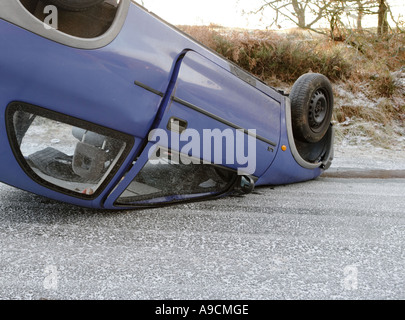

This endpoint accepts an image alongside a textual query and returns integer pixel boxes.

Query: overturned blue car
[0,0,334,209]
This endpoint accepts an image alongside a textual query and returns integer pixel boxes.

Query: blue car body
[0,0,334,209]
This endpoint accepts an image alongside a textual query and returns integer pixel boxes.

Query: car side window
[6,102,134,199]
[19,0,120,38]
[116,149,239,207]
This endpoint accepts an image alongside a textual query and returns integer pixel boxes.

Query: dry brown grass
[181,25,353,83]
[178,25,405,148]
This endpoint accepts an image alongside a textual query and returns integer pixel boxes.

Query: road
[0,174,404,300]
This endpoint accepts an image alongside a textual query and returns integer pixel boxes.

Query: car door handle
[167,117,188,134]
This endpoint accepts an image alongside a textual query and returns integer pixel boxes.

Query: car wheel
[44,0,105,11]
[289,73,334,143]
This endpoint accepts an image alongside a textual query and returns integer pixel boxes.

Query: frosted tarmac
[0,169,404,300]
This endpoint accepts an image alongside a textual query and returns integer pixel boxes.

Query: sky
[139,0,270,29]
[139,0,404,30]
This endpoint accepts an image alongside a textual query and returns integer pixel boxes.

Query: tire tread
[289,73,333,143]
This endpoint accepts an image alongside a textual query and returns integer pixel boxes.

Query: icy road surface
[0,166,404,299]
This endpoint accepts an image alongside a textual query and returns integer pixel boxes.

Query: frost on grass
[331,68,405,169]
[333,69,404,144]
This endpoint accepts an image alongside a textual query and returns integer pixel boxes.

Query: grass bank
[179,25,405,151]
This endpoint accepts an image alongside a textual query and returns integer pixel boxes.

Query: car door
[153,50,281,177]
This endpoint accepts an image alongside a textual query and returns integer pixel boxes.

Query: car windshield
[19,0,121,38]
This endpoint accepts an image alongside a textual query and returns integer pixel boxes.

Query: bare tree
[377,0,389,35]
[251,0,399,38]
[251,0,332,33]
[347,0,399,35]
[356,0,365,31]
[324,0,372,39]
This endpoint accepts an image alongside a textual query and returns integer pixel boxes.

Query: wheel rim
[308,89,328,132]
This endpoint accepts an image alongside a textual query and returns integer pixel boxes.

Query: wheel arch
[285,96,334,170]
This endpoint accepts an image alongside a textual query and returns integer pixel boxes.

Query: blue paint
[0,1,332,209]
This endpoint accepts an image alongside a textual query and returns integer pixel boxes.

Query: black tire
[44,0,105,11]
[289,73,334,143]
